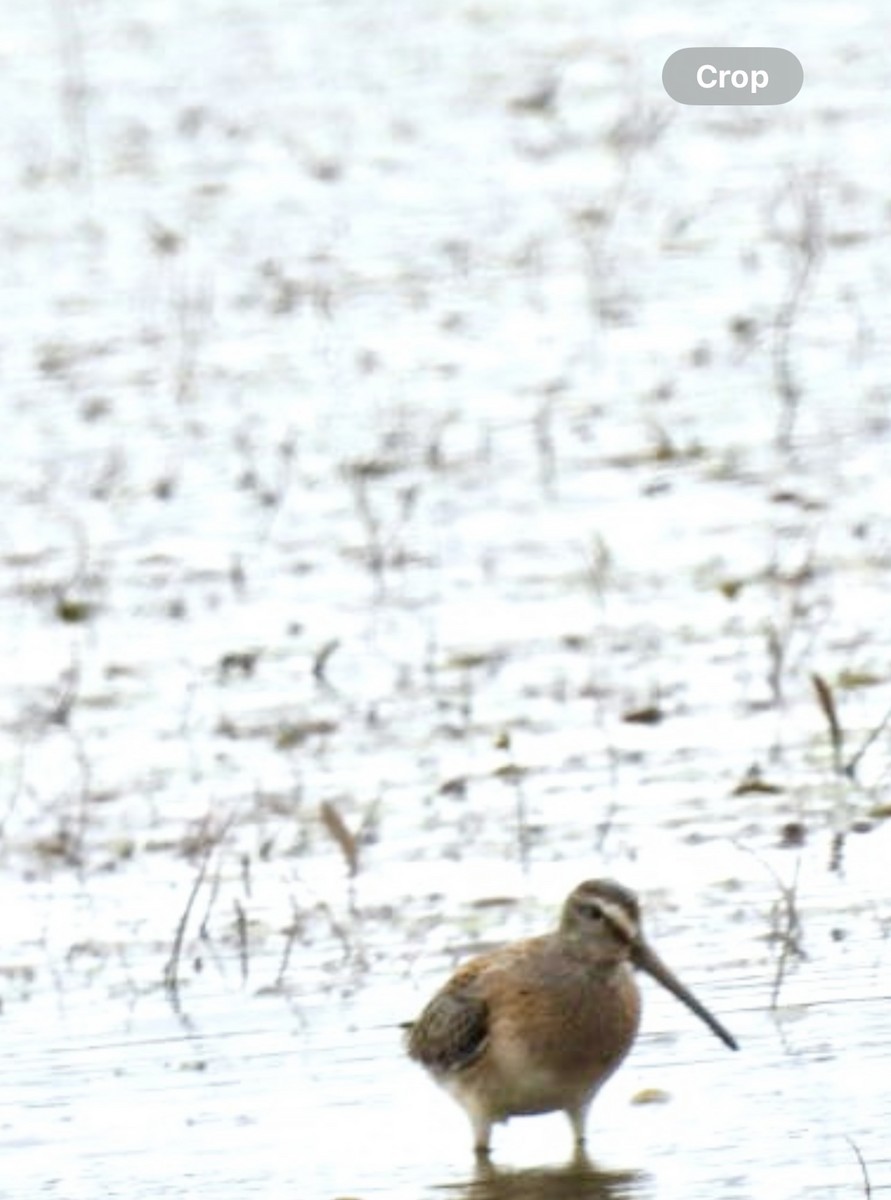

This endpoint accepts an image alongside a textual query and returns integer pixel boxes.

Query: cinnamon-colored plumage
[407,879,736,1155]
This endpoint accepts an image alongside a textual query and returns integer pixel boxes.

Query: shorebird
[406,879,737,1156]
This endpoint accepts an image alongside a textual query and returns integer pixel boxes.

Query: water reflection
[439,1151,645,1200]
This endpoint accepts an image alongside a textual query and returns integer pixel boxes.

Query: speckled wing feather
[406,973,489,1074]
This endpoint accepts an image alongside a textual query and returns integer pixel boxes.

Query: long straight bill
[634,941,739,1051]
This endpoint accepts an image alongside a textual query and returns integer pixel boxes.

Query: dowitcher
[406,879,737,1155]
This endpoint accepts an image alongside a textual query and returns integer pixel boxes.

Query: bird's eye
[579,902,604,921]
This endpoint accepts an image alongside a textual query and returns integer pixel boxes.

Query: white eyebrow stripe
[599,899,637,944]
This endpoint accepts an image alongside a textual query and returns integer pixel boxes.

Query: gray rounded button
[663,47,803,105]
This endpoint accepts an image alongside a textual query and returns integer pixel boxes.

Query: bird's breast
[475,952,641,1113]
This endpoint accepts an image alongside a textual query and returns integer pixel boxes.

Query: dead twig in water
[233,899,249,985]
[761,534,829,713]
[767,857,805,1009]
[811,672,844,775]
[845,696,891,782]
[809,673,891,873]
[845,1136,873,1199]
[320,900,367,974]
[312,638,340,690]
[733,842,805,1009]
[163,815,233,1009]
[164,847,210,1009]
[319,800,360,876]
[269,897,304,993]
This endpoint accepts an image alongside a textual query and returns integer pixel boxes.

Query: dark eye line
[581,900,635,946]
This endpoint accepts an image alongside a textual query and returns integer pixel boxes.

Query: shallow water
[2,1,890,1197]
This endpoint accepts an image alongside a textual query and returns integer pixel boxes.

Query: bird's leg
[469,1111,493,1158]
[566,1103,590,1148]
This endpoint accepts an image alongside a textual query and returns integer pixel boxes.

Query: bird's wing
[406,962,490,1074]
